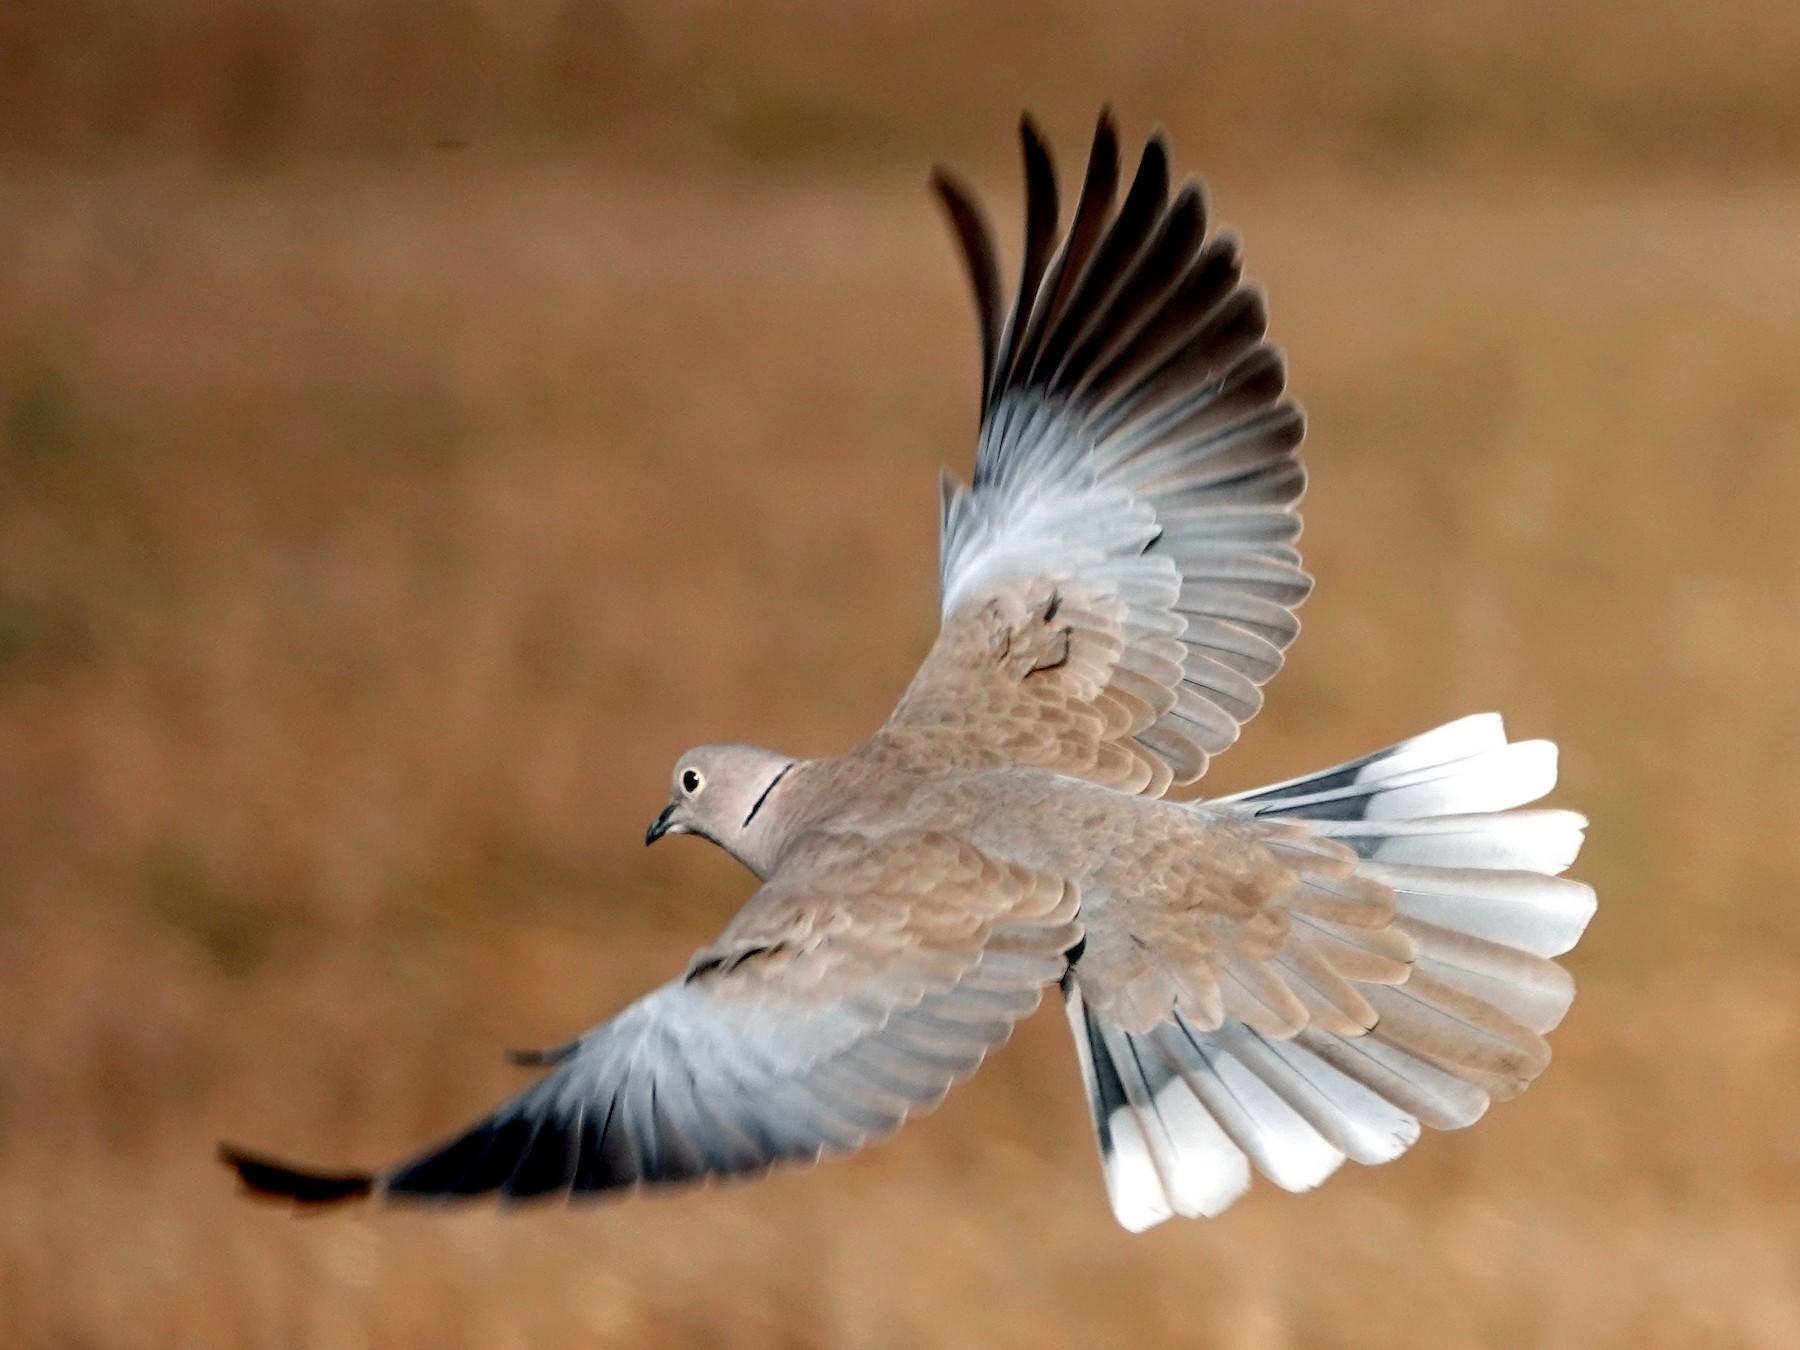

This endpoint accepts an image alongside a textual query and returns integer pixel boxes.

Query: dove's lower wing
[223,832,1079,1205]
[885,113,1309,795]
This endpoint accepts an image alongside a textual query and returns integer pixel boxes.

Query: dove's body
[729,747,1316,1030]
[223,113,1595,1230]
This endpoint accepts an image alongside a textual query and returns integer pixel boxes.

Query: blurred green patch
[1565,785,1656,973]
[312,368,473,469]
[721,91,834,162]
[142,851,274,976]
[1366,74,1478,163]
[215,26,291,167]
[716,90,900,168]
[4,362,84,473]
[1578,792,1649,894]
[0,588,91,686]
[476,837,593,911]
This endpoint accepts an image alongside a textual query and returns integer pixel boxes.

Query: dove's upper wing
[223,832,1078,1205]
[884,112,1309,795]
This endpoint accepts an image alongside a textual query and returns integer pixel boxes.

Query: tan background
[3,2,1800,1345]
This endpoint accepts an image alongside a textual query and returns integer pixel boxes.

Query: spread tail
[1067,714,1595,1230]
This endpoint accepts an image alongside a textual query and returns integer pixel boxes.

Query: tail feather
[1068,714,1595,1230]
[1219,713,1562,823]
[1306,809,1586,874]
[1366,860,1594,958]
[1400,917,1577,1032]
[1213,1023,1419,1165]
[1100,1017,1257,1220]
[1295,1026,1489,1130]
[1218,712,1508,806]
[1149,1017,1345,1193]
[1361,978,1548,1084]
[1063,980,1246,1229]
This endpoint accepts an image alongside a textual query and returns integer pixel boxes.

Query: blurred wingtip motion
[219,1142,374,1207]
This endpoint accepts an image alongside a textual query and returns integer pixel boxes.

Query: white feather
[1243,741,1559,820]
[1346,713,1508,778]
[1366,862,1598,957]
[1217,713,1508,807]
[1147,1075,1252,1218]
[1295,1028,1491,1131]
[1412,954,1576,1033]
[1063,983,1178,1231]
[1216,1024,1421,1166]
[1211,1051,1345,1192]
[1103,1108,1176,1233]
[1308,809,1588,874]
[1152,1022,1344,1193]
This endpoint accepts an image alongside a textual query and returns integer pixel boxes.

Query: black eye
[681,768,703,793]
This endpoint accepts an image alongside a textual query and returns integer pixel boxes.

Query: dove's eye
[681,768,704,794]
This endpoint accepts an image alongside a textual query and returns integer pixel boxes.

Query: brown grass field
[3,2,1800,1345]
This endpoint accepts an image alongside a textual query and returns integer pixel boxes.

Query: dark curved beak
[645,803,676,846]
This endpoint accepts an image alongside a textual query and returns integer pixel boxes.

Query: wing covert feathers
[1069,716,1595,1229]
[905,110,1311,793]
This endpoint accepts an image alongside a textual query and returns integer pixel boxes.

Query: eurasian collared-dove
[223,112,1596,1231]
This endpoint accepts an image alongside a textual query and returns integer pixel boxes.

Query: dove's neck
[718,755,813,879]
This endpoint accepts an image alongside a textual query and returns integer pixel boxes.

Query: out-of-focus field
[3,2,1800,1346]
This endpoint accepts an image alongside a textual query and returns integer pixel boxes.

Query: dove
[222,111,1595,1230]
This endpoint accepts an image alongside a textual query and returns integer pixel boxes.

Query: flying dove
[222,112,1596,1230]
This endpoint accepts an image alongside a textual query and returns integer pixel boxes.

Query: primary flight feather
[223,111,1595,1231]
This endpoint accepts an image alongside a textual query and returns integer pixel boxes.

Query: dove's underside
[224,111,1595,1230]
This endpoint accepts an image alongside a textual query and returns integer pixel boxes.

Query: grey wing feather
[381,947,1048,1201]
[934,111,1311,788]
[369,834,1081,1202]
[223,833,1080,1209]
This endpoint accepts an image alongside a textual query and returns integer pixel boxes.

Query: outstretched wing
[885,111,1310,795]
[223,832,1079,1205]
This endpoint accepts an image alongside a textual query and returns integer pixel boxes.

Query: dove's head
[646,744,799,875]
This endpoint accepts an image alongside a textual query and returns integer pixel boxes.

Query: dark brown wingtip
[504,1041,579,1068]
[1016,117,1059,251]
[220,1143,375,1206]
[929,165,1003,404]
[1087,109,1122,191]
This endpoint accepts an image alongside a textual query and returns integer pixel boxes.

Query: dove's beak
[645,803,677,846]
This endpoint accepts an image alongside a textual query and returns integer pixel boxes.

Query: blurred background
[3,1,1799,1345]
